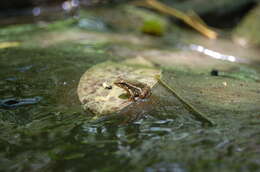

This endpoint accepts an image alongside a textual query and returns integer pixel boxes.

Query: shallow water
[1,17,260,172]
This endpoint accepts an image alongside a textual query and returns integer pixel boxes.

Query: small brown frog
[114,78,151,101]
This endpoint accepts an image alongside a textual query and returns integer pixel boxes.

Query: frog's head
[114,77,125,85]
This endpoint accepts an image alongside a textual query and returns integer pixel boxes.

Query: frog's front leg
[127,88,136,101]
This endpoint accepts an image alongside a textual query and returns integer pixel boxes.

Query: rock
[232,5,260,47]
[82,5,169,35]
[77,61,160,116]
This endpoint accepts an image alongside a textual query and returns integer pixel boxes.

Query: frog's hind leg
[140,87,151,99]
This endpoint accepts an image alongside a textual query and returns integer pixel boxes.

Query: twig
[133,0,218,39]
[155,75,215,126]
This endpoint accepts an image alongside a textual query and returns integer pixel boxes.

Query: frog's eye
[116,80,124,84]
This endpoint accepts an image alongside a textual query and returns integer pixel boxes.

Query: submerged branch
[155,75,215,126]
[133,0,218,39]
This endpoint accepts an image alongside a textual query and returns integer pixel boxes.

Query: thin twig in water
[155,75,215,126]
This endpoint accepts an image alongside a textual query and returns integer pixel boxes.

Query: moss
[0,18,76,42]
[141,19,166,36]
[125,5,168,35]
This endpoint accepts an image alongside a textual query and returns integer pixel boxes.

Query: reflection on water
[188,44,250,63]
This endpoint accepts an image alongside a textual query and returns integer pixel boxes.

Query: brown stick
[133,0,218,39]
[155,75,215,126]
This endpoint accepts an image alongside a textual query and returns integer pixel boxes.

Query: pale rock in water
[77,61,160,116]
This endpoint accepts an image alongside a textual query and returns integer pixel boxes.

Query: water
[1,14,260,172]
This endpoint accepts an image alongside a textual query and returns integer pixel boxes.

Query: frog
[114,77,151,101]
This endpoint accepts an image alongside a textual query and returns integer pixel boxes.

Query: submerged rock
[77,61,160,116]
[0,97,42,109]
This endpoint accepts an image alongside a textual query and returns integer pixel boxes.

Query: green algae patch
[124,5,168,35]
[0,19,76,42]
[141,19,167,36]
[77,61,160,116]
[124,6,168,36]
